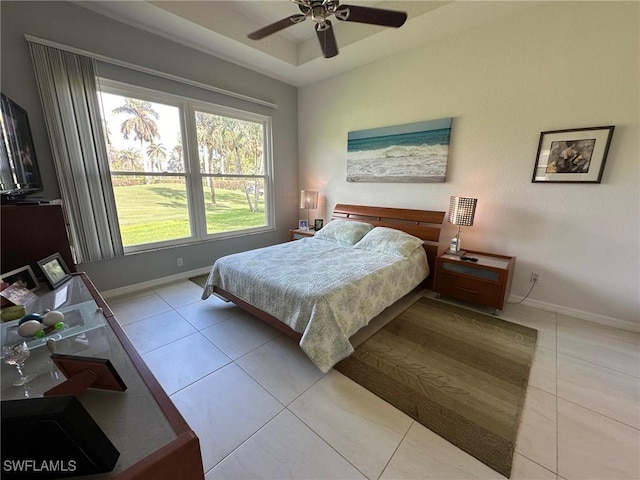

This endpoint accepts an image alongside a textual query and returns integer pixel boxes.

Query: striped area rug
[335,296,537,477]
[189,274,208,288]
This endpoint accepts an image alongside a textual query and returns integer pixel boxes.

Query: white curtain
[28,41,123,263]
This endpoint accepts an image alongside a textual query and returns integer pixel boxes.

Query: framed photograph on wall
[532,126,614,183]
[37,253,72,290]
[1,265,39,292]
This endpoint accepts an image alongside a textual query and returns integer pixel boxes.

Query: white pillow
[314,219,374,245]
[354,227,424,258]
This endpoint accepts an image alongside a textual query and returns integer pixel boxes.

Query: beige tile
[171,363,283,472]
[122,310,196,354]
[557,398,640,480]
[515,386,557,473]
[528,345,556,395]
[177,296,241,331]
[290,370,412,480]
[142,333,230,395]
[501,304,557,351]
[109,292,173,326]
[557,321,640,377]
[557,314,639,346]
[381,421,503,479]
[511,453,557,480]
[201,310,281,360]
[236,335,324,405]
[152,279,205,309]
[207,410,366,479]
[557,353,639,429]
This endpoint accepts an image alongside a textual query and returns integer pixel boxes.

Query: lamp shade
[300,190,318,210]
[448,196,477,226]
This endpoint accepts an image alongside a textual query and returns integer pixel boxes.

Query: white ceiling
[75,1,540,87]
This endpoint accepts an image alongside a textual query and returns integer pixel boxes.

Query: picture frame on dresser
[532,125,614,183]
[1,265,39,291]
[37,253,72,290]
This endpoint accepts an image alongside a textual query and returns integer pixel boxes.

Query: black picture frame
[532,126,614,183]
[1,265,39,291]
[314,219,324,231]
[37,253,72,289]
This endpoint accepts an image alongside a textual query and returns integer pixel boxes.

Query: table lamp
[447,196,477,255]
[299,190,318,230]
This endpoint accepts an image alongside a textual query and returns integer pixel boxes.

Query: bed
[202,204,445,372]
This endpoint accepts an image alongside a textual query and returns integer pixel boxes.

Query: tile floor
[107,279,640,480]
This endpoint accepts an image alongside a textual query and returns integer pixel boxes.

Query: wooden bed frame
[213,203,445,341]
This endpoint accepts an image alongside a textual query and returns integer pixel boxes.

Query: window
[97,80,272,252]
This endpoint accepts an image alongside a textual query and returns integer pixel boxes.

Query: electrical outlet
[177,257,183,267]
[530,272,540,283]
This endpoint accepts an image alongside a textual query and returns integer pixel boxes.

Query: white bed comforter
[202,237,429,372]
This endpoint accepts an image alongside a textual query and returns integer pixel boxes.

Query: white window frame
[97,79,274,254]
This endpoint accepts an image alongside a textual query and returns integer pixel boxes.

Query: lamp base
[449,235,464,256]
[447,249,467,257]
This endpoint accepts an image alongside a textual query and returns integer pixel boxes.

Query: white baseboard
[510,295,640,334]
[101,266,211,299]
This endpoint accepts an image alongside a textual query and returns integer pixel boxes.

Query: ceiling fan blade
[335,5,407,28]
[316,21,338,58]
[247,14,307,40]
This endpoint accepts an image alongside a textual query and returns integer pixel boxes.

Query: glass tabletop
[0,275,177,476]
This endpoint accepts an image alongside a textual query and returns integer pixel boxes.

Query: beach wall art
[346,118,453,183]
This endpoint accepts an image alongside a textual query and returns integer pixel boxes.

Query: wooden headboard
[331,204,445,289]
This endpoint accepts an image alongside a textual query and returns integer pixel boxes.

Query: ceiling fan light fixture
[311,5,326,23]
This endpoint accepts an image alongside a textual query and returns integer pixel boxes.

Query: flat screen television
[0,93,43,203]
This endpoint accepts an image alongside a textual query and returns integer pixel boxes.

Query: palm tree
[244,123,263,212]
[113,99,160,182]
[196,111,223,204]
[146,142,167,172]
[116,148,143,171]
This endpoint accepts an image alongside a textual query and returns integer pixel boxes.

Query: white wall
[298,2,639,328]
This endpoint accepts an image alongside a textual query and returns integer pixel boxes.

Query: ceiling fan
[247,0,408,58]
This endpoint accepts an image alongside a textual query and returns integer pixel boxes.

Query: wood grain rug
[189,274,208,288]
[335,296,537,478]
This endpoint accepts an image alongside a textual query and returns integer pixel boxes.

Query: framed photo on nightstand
[298,220,309,231]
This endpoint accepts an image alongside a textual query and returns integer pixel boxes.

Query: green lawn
[113,183,265,246]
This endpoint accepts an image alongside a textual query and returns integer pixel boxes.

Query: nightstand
[289,229,315,241]
[433,250,515,314]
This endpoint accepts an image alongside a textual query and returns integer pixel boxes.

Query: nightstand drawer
[436,272,502,304]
